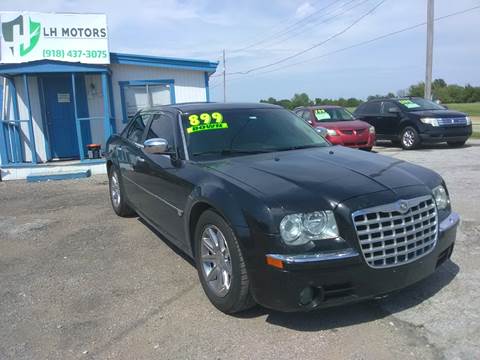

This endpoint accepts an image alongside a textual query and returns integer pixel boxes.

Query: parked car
[294,106,376,151]
[106,102,459,313]
[353,97,473,150]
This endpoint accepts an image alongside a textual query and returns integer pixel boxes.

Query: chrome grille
[352,195,438,269]
[437,117,468,126]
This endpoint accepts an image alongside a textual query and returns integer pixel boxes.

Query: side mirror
[144,138,169,154]
[443,105,449,110]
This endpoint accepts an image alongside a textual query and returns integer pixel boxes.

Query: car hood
[203,146,439,211]
[315,120,369,130]
[409,109,466,118]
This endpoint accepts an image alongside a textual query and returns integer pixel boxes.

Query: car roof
[364,97,424,103]
[142,102,282,114]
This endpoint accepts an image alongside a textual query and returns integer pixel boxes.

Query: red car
[294,105,376,151]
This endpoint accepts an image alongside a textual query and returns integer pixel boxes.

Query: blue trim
[71,74,85,161]
[118,79,176,123]
[37,77,52,161]
[0,60,109,75]
[8,78,23,163]
[0,158,104,168]
[204,72,210,102]
[27,169,91,182]
[110,52,218,73]
[23,74,38,164]
[101,73,112,143]
[107,73,117,133]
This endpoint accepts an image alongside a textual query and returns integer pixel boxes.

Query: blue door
[42,75,80,159]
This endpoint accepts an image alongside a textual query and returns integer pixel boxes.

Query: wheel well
[106,160,113,174]
[188,202,214,256]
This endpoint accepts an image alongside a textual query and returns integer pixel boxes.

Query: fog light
[299,286,314,305]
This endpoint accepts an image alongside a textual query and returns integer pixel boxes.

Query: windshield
[398,98,446,111]
[313,107,355,122]
[182,108,330,160]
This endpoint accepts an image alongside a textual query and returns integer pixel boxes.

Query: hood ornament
[398,200,409,214]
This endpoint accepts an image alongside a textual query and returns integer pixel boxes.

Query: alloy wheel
[110,171,121,208]
[402,129,415,148]
[200,225,232,297]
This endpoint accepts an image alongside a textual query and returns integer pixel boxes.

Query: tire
[108,167,135,217]
[400,126,420,150]
[447,140,466,147]
[194,210,255,314]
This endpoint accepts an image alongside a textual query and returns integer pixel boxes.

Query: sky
[2,0,480,102]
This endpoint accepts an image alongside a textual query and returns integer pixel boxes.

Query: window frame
[119,79,176,124]
[123,112,151,146]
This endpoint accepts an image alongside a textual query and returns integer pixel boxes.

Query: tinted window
[182,108,329,160]
[126,114,149,144]
[397,98,445,111]
[146,113,175,150]
[362,102,381,114]
[381,101,400,115]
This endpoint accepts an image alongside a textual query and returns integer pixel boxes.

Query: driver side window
[126,114,149,144]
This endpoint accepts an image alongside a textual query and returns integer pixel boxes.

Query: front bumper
[420,125,472,143]
[326,133,375,148]
[249,212,459,312]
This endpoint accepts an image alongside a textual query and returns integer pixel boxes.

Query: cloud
[295,2,316,18]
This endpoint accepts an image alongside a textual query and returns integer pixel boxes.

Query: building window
[120,80,175,122]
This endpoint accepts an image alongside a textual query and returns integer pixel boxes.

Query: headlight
[466,116,472,125]
[369,126,375,134]
[327,129,338,136]
[433,185,449,210]
[279,211,339,246]
[420,117,439,127]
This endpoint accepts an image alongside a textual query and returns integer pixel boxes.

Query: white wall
[110,64,208,132]
[13,76,48,163]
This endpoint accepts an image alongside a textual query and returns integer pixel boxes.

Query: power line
[211,5,480,86]
[227,0,387,75]
[259,0,370,51]
[230,0,346,53]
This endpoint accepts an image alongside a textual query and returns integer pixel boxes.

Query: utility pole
[424,0,434,100]
[222,49,226,103]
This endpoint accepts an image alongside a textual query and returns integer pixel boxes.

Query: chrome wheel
[402,129,415,148]
[110,171,121,208]
[200,225,232,297]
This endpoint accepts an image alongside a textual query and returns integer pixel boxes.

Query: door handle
[136,156,145,163]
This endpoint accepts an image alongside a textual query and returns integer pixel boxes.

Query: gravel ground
[1,139,479,360]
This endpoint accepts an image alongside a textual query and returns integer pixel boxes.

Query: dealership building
[0,12,218,180]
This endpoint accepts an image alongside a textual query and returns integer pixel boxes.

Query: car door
[379,101,402,137]
[118,113,151,210]
[361,102,383,135]
[133,112,193,245]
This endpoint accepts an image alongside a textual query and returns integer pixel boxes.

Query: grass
[444,102,480,116]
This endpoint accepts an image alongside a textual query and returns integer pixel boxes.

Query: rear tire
[447,140,466,147]
[108,167,135,217]
[400,126,420,150]
[194,210,255,314]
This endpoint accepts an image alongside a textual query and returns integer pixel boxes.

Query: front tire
[194,210,255,314]
[447,140,466,147]
[400,126,420,150]
[108,167,135,217]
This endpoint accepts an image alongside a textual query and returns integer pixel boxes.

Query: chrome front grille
[352,195,438,269]
[437,117,468,127]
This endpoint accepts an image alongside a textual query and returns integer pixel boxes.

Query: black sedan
[105,102,459,313]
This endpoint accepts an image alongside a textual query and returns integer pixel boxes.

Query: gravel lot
[1,140,479,360]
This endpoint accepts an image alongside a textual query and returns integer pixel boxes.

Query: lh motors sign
[0,12,109,64]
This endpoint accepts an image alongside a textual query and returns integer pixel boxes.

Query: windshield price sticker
[399,99,421,109]
[187,112,229,134]
[314,109,331,120]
